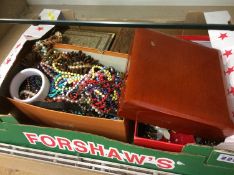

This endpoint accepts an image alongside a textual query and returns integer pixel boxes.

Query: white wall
[27,0,234,6]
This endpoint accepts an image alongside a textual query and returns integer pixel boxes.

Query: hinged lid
[119,29,234,139]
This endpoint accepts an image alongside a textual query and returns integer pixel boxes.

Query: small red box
[177,35,210,41]
[134,120,195,152]
[176,35,211,48]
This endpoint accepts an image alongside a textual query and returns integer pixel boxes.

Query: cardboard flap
[120,29,234,138]
[207,149,234,168]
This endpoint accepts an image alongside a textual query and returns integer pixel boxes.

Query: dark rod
[0,18,233,30]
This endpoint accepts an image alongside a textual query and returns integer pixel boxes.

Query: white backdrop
[27,0,234,6]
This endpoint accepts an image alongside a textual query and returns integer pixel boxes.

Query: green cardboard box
[0,115,233,175]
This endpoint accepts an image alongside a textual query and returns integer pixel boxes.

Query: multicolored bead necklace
[33,32,124,119]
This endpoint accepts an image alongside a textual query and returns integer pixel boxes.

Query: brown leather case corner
[119,29,234,139]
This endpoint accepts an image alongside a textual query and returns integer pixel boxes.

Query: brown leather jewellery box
[1,29,234,142]
[118,29,234,140]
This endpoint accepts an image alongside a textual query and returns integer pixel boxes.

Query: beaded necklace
[33,32,124,119]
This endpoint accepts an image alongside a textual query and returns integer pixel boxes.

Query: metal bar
[0,18,233,30]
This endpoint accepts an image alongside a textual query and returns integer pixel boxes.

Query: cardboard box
[1,41,129,142]
[0,7,234,174]
[0,115,233,175]
[0,9,135,142]
[0,18,214,144]
[2,28,234,143]
[2,29,221,144]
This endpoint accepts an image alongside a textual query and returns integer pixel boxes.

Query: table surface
[0,153,103,175]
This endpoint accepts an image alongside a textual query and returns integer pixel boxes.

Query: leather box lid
[119,29,234,138]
